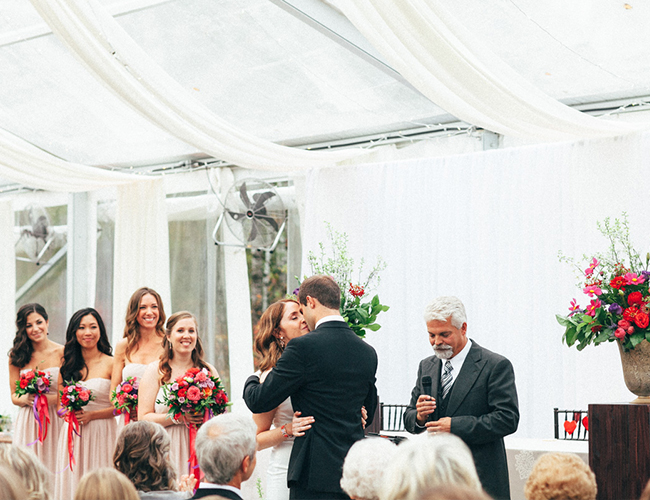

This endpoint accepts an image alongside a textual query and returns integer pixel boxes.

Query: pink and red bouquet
[557,214,650,351]
[58,381,94,470]
[111,376,138,424]
[158,367,230,475]
[14,369,52,443]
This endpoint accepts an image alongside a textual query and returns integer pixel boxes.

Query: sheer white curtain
[334,0,644,140]
[111,178,171,346]
[301,130,650,438]
[28,0,362,171]
[0,201,16,415]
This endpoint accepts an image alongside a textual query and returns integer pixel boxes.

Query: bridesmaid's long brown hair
[158,312,209,384]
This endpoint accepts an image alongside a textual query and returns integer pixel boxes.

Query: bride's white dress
[266,397,294,500]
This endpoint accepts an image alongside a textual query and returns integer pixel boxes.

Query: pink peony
[121,383,133,393]
[618,319,632,329]
[187,386,201,402]
[615,328,627,339]
[79,390,90,402]
[195,371,207,383]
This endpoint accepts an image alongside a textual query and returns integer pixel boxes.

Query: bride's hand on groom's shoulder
[291,411,315,437]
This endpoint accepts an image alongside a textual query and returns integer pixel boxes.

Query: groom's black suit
[243,319,378,498]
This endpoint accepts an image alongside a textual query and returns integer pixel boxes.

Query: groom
[243,275,378,500]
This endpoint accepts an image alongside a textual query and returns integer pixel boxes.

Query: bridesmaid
[8,303,64,470]
[139,311,220,478]
[110,288,166,423]
[54,308,116,500]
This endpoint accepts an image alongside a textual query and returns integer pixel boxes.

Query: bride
[252,299,315,500]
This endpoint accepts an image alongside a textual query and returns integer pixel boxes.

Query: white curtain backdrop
[301,130,650,439]
[334,0,644,140]
[0,201,16,416]
[112,178,171,347]
[28,0,362,171]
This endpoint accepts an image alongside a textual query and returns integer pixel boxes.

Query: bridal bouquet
[557,214,650,351]
[299,223,389,338]
[15,368,52,443]
[158,367,230,475]
[58,381,94,470]
[111,376,139,424]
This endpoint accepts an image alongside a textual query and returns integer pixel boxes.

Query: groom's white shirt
[315,315,346,329]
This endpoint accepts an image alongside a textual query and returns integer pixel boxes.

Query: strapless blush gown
[155,385,190,477]
[118,363,148,427]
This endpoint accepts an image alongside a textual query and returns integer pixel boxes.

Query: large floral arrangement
[15,368,51,443]
[58,381,94,470]
[557,214,650,351]
[298,223,389,338]
[111,376,139,424]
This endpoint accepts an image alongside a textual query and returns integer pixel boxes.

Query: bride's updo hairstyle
[254,299,299,372]
[9,303,49,369]
[60,308,112,382]
[158,311,209,384]
[123,287,166,361]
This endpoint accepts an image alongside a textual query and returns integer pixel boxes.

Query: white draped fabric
[334,0,644,140]
[301,130,650,439]
[0,201,16,415]
[28,0,362,171]
[0,127,137,192]
[111,178,171,346]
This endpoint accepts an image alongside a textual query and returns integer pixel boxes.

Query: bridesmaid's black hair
[9,303,49,368]
[60,308,112,382]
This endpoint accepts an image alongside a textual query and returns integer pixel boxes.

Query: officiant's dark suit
[244,275,378,500]
[404,297,519,500]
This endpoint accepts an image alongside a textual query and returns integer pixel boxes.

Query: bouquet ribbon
[59,410,80,471]
[188,409,212,479]
[32,394,50,443]
[124,407,132,425]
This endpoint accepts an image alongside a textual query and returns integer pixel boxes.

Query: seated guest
[640,479,650,500]
[524,453,596,500]
[379,433,485,500]
[192,413,257,500]
[416,485,493,500]
[74,468,139,500]
[341,438,397,500]
[114,421,195,499]
[0,443,50,500]
[0,465,27,500]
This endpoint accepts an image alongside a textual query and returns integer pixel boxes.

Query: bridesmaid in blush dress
[110,287,167,424]
[8,303,64,471]
[139,311,221,479]
[54,308,116,500]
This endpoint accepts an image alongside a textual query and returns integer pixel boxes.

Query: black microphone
[422,376,432,397]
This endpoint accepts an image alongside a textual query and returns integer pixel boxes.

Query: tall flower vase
[618,339,650,404]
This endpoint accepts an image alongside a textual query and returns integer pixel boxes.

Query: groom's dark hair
[298,275,341,310]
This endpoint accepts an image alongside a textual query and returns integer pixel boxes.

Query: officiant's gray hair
[196,413,257,484]
[423,296,467,329]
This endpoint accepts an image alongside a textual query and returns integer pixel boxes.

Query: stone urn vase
[618,339,650,404]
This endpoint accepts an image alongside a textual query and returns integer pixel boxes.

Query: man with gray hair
[192,413,257,499]
[403,296,519,500]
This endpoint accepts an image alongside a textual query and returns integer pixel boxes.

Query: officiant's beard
[433,345,453,360]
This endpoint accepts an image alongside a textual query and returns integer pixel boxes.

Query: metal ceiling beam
[267,0,421,92]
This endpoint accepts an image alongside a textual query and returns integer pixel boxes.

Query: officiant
[403,296,519,500]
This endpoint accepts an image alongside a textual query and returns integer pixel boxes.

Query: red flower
[19,379,28,389]
[623,307,639,322]
[628,291,644,306]
[187,386,201,402]
[178,388,187,399]
[186,368,200,376]
[610,276,626,290]
[61,394,69,405]
[121,383,133,393]
[635,312,650,329]
[349,284,365,298]
[25,371,35,381]
[591,324,603,333]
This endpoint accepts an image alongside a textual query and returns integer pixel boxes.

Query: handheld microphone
[422,376,432,397]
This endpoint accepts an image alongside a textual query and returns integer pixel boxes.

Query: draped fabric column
[0,201,16,416]
[111,179,171,346]
[301,130,650,439]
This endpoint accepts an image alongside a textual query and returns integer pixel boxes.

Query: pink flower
[586,299,602,317]
[583,285,602,297]
[79,390,90,402]
[618,319,632,329]
[624,273,645,285]
[569,299,580,313]
[615,327,627,339]
[195,371,207,383]
[584,258,599,276]
[187,386,201,402]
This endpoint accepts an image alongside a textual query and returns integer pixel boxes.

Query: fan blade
[254,214,279,232]
[32,215,49,240]
[239,183,253,209]
[252,191,275,211]
[248,218,260,242]
[228,211,247,221]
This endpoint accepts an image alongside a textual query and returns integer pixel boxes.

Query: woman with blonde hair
[139,311,220,478]
[0,444,50,500]
[0,465,27,500]
[74,468,139,500]
[524,452,596,500]
[111,288,167,422]
[252,299,314,500]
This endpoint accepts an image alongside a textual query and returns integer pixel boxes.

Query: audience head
[255,299,309,371]
[341,437,398,500]
[124,287,166,359]
[524,452,596,500]
[379,433,483,500]
[414,484,492,500]
[0,465,27,500]
[113,421,177,492]
[159,311,208,382]
[196,413,257,486]
[0,444,48,500]
[61,307,112,381]
[423,296,467,329]
[74,468,139,500]
[298,275,341,329]
[10,303,49,368]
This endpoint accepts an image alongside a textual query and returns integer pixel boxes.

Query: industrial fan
[15,205,55,264]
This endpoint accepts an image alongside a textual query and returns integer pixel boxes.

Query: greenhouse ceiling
[1,0,650,185]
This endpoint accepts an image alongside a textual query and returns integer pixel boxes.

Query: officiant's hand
[291,411,315,437]
[178,473,197,493]
[425,417,451,434]
[361,406,368,429]
[415,395,436,425]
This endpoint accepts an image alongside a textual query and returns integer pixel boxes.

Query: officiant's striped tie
[441,360,453,399]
